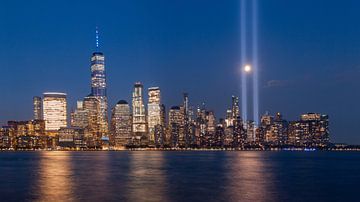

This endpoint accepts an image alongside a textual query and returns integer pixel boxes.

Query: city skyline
[1,0,360,144]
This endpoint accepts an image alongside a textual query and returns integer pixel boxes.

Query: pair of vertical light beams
[241,0,259,139]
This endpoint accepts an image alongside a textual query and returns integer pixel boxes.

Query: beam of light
[252,0,259,138]
[241,0,247,125]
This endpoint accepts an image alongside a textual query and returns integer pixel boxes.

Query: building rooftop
[170,106,180,110]
[117,100,128,105]
[43,92,67,98]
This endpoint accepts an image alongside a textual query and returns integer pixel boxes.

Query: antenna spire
[95,26,99,50]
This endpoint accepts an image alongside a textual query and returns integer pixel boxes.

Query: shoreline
[1,148,360,152]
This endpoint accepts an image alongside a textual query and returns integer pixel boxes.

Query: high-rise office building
[33,96,42,120]
[58,127,85,149]
[71,101,89,129]
[87,29,109,139]
[83,96,100,136]
[259,112,273,143]
[231,96,240,120]
[132,82,147,139]
[111,100,132,147]
[91,31,106,98]
[169,106,184,147]
[147,87,163,143]
[299,113,329,147]
[225,109,233,127]
[43,92,67,131]
[183,93,191,147]
[264,112,288,145]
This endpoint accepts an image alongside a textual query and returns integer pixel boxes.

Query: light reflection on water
[0,151,359,201]
[36,152,75,201]
[127,152,168,202]
[225,152,276,201]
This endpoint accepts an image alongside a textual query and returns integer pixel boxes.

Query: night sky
[1,0,360,143]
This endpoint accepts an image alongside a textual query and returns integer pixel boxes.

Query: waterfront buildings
[33,96,42,120]
[58,127,86,149]
[132,82,148,143]
[147,87,163,144]
[71,101,89,129]
[2,120,48,149]
[0,27,333,150]
[168,106,184,147]
[1,88,331,150]
[42,92,67,132]
[89,51,109,139]
[111,100,132,147]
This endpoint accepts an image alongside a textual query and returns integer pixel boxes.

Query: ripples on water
[0,151,359,202]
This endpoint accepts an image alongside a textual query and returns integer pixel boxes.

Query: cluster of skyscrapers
[0,36,330,150]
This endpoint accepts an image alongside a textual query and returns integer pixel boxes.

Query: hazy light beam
[252,0,259,131]
[241,0,247,124]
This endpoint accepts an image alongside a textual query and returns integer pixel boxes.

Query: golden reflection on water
[226,152,275,202]
[30,151,276,201]
[127,152,169,202]
[37,152,74,201]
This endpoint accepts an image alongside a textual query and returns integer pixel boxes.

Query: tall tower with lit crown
[88,27,108,139]
[91,27,106,97]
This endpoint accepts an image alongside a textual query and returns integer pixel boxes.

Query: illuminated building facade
[169,106,184,147]
[85,28,109,141]
[147,87,163,143]
[89,51,109,138]
[273,113,288,145]
[231,96,240,122]
[183,93,192,147]
[225,109,233,127]
[132,82,147,140]
[0,126,15,149]
[43,92,67,132]
[58,127,86,149]
[33,96,42,120]
[91,51,106,97]
[71,101,89,129]
[7,120,46,149]
[83,96,101,137]
[299,113,329,147]
[111,100,132,147]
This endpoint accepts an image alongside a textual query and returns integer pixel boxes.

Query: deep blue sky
[1,0,360,143]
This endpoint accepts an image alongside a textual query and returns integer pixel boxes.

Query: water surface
[0,151,359,201]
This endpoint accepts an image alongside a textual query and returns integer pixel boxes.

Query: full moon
[244,64,252,72]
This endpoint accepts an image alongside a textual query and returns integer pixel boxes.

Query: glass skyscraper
[87,29,109,139]
[147,87,163,143]
[91,52,106,97]
[111,100,132,147]
[132,82,147,140]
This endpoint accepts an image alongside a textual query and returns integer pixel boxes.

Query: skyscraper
[87,28,109,139]
[132,82,147,141]
[183,93,191,147]
[299,113,329,147]
[83,96,100,136]
[111,100,132,147]
[231,96,240,120]
[91,52,106,97]
[147,87,163,144]
[169,106,184,148]
[71,101,89,129]
[33,96,42,120]
[43,92,67,132]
